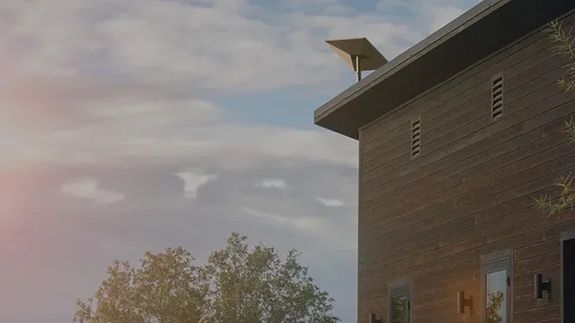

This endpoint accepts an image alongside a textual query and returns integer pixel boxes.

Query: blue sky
[0,0,479,322]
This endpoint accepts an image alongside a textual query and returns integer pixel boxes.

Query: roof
[314,0,575,140]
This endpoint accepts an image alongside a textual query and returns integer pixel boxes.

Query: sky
[0,0,479,322]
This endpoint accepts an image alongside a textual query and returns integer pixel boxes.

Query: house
[314,0,575,322]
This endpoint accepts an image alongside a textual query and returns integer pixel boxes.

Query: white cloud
[85,97,220,124]
[61,177,124,204]
[241,206,355,251]
[257,178,288,190]
[0,122,358,170]
[426,5,466,31]
[0,0,422,97]
[316,197,345,207]
[0,0,389,169]
[176,171,217,198]
[378,0,476,33]
[242,207,322,231]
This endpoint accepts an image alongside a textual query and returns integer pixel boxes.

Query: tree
[534,20,575,216]
[74,233,339,323]
[203,233,338,323]
[74,247,207,323]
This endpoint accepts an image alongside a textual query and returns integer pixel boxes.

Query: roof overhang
[314,0,575,140]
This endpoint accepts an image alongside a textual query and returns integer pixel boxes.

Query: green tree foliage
[389,296,410,323]
[534,172,575,216]
[74,247,206,323]
[486,291,504,323]
[549,20,575,92]
[74,233,339,323]
[534,20,575,216]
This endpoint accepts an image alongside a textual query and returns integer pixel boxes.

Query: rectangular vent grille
[411,118,421,158]
[491,73,504,119]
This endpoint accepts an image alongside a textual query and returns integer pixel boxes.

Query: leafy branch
[564,117,575,142]
[534,21,575,217]
[534,172,575,217]
[548,20,575,91]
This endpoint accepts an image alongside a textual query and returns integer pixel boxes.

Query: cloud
[0,0,370,169]
[378,0,476,32]
[0,0,421,98]
[242,207,322,231]
[316,197,345,207]
[61,177,124,204]
[257,178,288,190]
[0,0,426,172]
[176,171,217,198]
[0,123,358,172]
[426,5,466,31]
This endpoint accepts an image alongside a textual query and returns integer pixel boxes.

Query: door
[482,250,512,323]
[485,268,509,323]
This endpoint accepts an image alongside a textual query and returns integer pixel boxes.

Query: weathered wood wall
[358,10,575,323]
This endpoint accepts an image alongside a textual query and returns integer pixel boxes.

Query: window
[491,73,504,119]
[562,232,575,323]
[389,283,411,323]
[482,250,512,323]
[411,118,421,158]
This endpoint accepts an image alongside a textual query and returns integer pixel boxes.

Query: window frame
[481,249,513,323]
[388,281,412,323]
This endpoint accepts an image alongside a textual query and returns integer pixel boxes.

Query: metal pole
[355,55,362,82]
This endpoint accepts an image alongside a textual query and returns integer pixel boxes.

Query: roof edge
[316,0,507,120]
[314,0,575,139]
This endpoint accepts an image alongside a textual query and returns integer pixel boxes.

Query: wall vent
[491,73,504,119]
[411,118,421,158]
